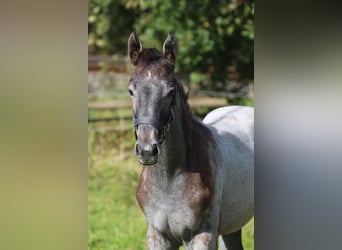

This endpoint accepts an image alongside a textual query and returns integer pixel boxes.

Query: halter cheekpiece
[133,86,176,145]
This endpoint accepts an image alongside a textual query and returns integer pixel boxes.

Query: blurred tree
[88,0,138,54]
[88,0,254,91]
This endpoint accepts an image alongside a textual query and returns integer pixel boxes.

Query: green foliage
[88,0,138,54]
[88,0,254,90]
[133,0,254,90]
[231,97,254,107]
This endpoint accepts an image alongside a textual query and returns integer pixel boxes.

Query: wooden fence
[88,95,228,123]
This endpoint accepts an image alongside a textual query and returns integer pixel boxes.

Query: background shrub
[88,0,254,91]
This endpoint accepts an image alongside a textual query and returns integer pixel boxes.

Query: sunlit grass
[88,157,147,250]
[242,218,254,250]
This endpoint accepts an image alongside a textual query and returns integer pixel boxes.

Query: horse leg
[219,230,243,250]
[147,224,179,250]
[189,232,217,250]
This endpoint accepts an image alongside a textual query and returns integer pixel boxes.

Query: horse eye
[128,88,134,96]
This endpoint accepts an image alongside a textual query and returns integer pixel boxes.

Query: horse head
[127,32,178,165]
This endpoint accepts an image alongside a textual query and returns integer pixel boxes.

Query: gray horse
[128,32,254,250]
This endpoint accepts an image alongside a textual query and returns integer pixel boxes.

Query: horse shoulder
[181,171,212,213]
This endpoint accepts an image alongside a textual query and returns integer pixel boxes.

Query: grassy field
[88,147,254,250]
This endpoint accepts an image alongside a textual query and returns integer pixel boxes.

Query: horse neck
[150,89,216,192]
[154,92,192,175]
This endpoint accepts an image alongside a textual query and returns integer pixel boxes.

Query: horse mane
[175,74,216,188]
[176,80,191,115]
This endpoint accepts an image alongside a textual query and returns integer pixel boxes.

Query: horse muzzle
[135,142,160,165]
[134,123,161,165]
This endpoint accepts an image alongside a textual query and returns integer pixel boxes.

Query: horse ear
[128,32,142,65]
[163,33,177,65]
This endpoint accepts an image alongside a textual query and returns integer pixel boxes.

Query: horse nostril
[152,144,159,156]
[135,142,159,157]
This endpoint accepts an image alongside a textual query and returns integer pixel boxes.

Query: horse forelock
[138,48,163,64]
[133,48,174,77]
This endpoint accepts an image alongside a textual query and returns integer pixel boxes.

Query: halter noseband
[133,86,176,145]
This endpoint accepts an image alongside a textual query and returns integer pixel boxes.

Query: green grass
[242,219,254,250]
[88,157,147,250]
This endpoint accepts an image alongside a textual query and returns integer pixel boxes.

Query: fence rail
[88,55,127,72]
[88,95,227,110]
[88,116,132,123]
[88,95,229,123]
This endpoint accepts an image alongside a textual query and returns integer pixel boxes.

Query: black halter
[133,86,176,145]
